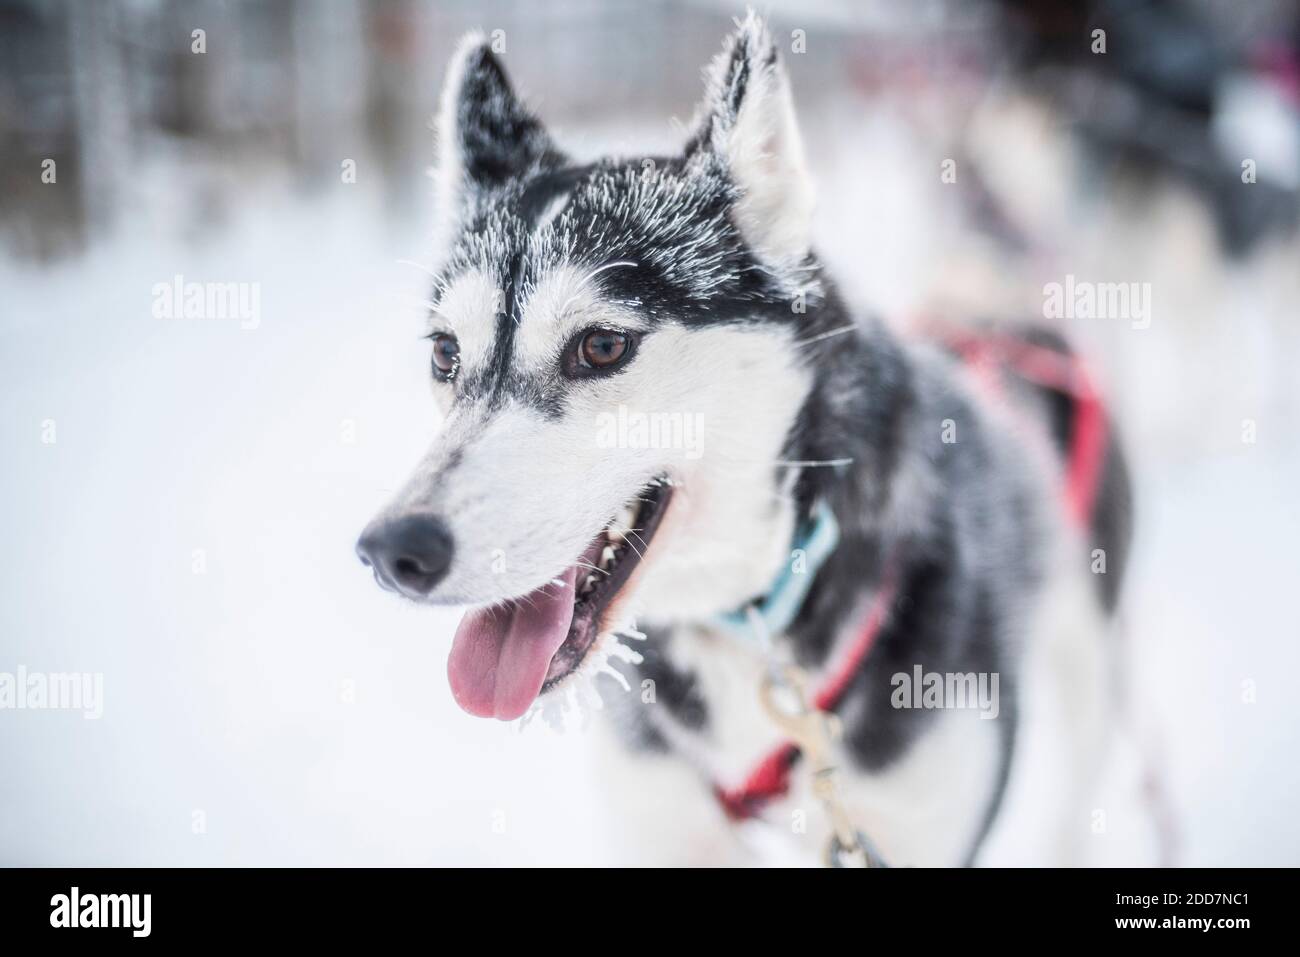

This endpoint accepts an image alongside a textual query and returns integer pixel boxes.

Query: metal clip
[759,665,884,868]
[758,664,837,768]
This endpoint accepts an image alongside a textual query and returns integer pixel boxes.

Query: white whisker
[620,534,647,562]
[577,260,639,288]
[771,458,854,468]
[559,260,639,315]
[796,324,857,348]
[396,258,437,276]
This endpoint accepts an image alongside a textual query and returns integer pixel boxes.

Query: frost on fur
[520,622,646,734]
[429,13,821,311]
[432,33,562,266]
[689,11,817,283]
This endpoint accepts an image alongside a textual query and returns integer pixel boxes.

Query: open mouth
[446,477,674,720]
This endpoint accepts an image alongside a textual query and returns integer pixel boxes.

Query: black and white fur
[361,13,1133,866]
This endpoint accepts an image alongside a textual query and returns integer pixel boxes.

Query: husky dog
[356,13,1132,866]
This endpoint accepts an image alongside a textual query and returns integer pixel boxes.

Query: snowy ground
[2,99,1298,866]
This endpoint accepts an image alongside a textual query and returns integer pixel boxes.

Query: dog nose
[356,514,454,598]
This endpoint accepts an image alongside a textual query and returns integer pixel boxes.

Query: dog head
[358,14,834,719]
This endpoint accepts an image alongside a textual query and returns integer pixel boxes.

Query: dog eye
[430,333,460,380]
[576,329,633,372]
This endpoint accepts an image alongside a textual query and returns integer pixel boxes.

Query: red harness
[714,330,1110,822]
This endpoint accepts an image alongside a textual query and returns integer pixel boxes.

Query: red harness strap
[946,329,1109,530]
[714,330,1110,822]
[714,570,897,821]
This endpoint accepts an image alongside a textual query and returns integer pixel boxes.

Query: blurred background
[1,0,1297,865]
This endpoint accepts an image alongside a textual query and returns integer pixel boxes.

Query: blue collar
[714,501,840,642]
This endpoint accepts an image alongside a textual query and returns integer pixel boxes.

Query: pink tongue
[447,565,579,720]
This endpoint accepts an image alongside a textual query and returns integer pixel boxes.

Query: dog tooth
[607,524,626,544]
[601,545,616,569]
[618,503,638,528]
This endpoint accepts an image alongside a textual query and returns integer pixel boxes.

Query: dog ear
[433,34,558,247]
[689,12,815,275]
